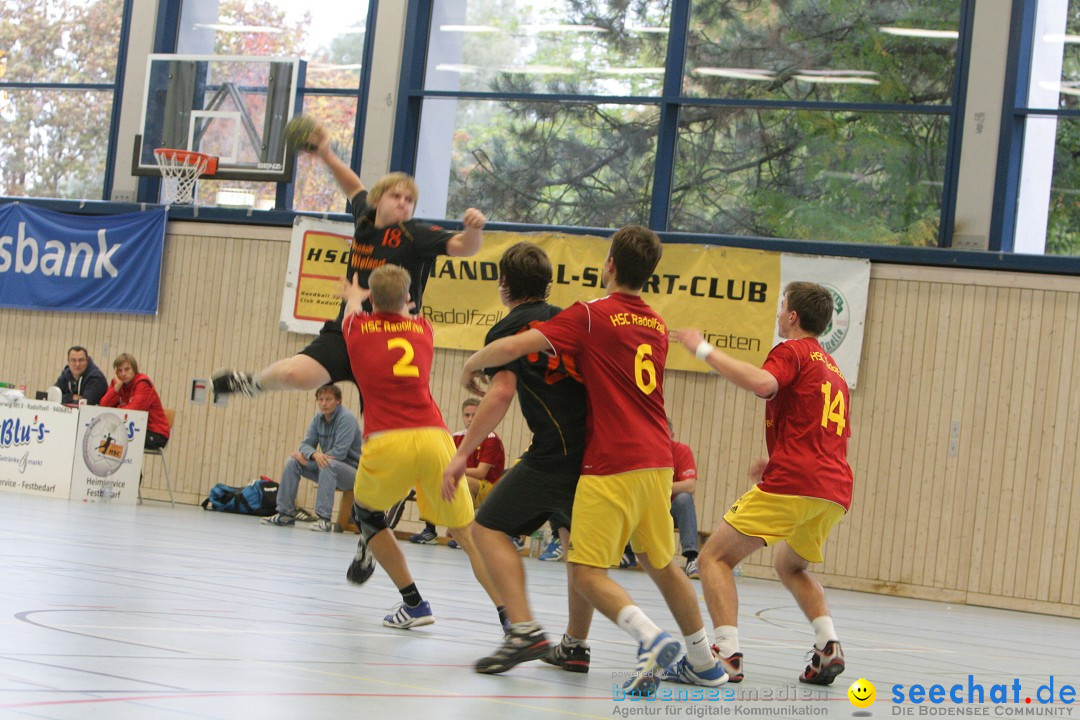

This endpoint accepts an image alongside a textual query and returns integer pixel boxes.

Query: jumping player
[212,117,486,399]
[442,242,594,675]
[458,226,727,691]
[338,265,501,630]
[675,281,852,686]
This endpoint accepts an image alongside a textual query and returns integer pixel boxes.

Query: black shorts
[475,461,579,536]
[298,321,356,385]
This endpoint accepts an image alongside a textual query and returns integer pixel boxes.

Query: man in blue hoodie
[261,384,362,532]
[54,346,108,405]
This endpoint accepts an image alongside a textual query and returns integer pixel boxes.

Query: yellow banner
[421,231,781,372]
[292,229,352,324]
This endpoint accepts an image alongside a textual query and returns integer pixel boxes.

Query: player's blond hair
[369,265,411,312]
[369,172,419,207]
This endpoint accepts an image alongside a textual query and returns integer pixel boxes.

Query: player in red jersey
[676,281,853,687]
[458,226,727,692]
[338,265,502,631]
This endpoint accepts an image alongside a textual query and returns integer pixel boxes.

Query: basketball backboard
[133,54,301,182]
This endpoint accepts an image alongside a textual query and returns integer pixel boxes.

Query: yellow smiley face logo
[848,678,876,708]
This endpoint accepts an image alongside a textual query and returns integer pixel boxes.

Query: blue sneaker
[447,539,461,550]
[383,600,435,629]
[510,535,526,551]
[660,656,730,687]
[539,537,564,561]
[622,632,681,693]
[409,527,438,544]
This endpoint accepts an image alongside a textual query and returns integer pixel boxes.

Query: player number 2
[820,381,846,436]
[634,344,658,395]
[387,338,420,377]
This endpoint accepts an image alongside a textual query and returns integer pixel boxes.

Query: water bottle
[530,529,544,558]
[732,564,742,578]
[102,486,115,504]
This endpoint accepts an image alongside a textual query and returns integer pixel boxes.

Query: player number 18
[820,381,846,436]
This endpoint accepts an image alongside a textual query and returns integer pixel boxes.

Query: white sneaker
[309,518,332,532]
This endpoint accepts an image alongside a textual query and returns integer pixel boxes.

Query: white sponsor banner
[69,405,147,505]
[0,400,79,498]
[777,254,871,388]
[280,216,353,334]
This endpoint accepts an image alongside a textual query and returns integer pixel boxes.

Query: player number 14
[820,381,846,436]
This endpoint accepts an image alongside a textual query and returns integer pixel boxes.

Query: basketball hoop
[153,148,219,205]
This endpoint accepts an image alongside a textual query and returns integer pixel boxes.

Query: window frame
[395,0,975,252]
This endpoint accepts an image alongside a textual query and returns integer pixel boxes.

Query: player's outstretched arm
[676,327,778,399]
[441,370,516,501]
[460,329,548,392]
[308,124,365,200]
[446,208,486,257]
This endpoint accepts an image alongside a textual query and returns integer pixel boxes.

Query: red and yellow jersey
[452,430,506,482]
[671,440,698,498]
[760,337,853,510]
[537,293,672,476]
[342,311,446,437]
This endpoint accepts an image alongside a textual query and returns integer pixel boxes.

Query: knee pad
[352,504,388,541]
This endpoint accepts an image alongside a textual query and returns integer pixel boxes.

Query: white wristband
[695,340,715,361]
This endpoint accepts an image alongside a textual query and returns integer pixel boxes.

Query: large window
[0,0,128,200]
[173,0,373,212]
[1010,0,1080,256]
[406,0,963,246]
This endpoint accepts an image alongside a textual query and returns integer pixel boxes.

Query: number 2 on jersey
[387,337,419,377]
[820,381,846,436]
[634,344,658,395]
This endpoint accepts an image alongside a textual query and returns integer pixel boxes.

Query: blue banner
[0,204,167,315]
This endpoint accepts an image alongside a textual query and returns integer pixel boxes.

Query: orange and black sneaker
[711,645,744,682]
[799,640,845,685]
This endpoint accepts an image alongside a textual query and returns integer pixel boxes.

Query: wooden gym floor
[1,494,1077,719]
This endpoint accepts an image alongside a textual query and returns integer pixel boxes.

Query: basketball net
[154,149,212,205]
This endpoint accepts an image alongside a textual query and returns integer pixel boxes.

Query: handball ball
[284,114,320,152]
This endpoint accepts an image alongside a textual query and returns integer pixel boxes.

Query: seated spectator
[411,397,505,546]
[99,353,170,449]
[262,384,362,533]
[55,346,108,405]
[669,418,702,578]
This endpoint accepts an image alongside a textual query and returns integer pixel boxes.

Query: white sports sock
[616,605,663,647]
[714,625,740,658]
[811,616,838,649]
[685,628,713,669]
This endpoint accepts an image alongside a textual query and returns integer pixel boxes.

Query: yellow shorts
[354,427,474,529]
[723,486,846,563]
[475,479,495,505]
[567,468,675,569]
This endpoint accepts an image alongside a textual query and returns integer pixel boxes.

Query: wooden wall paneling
[988,288,1023,598]
[931,283,963,591]
[910,282,944,588]
[1028,289,1062,600]
[948,285,981,593]
[873,279,904,584]
[1049,294,1079,604]
[898,281,930,586]
[964,285,996,594]
[1015,290,1050,600]
[1058,294,1080,607]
